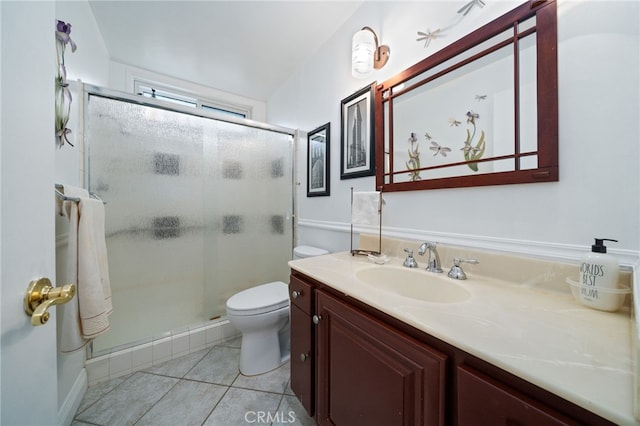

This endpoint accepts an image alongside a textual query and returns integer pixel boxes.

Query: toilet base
[239,329,290,376]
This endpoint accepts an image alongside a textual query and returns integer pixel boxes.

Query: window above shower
[134,80,250,119]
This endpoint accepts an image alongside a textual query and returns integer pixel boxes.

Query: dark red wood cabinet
[315,289,446,426]
[289,271,613,426]
[289,275,315,416]
[457,365,577,426]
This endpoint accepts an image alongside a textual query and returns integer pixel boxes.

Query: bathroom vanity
[289,240,635,425]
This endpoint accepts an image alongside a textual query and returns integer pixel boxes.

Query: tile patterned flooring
[73,337,315,426]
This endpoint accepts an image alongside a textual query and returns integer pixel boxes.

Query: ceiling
[89,1,364,102]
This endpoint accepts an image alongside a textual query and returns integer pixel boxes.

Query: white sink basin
[356,266,471,303]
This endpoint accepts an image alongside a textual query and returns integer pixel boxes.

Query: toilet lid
[226,281,289,316]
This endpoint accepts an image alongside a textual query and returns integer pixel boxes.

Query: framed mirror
[375,0,558,191]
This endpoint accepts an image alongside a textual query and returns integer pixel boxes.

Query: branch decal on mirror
[406,133,422,181]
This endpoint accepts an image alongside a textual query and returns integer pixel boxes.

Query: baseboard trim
[57,368,87,426]
[298,219,639,267]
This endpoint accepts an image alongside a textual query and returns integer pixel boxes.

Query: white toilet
[226,245,328,376]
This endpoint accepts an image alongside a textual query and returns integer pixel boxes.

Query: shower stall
[83,86,295,355]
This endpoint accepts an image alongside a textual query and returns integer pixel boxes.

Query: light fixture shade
[352,29,375,78]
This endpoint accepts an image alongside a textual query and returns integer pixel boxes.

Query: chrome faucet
[418,242,443,273]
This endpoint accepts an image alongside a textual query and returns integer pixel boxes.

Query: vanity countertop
[289,251,636,425]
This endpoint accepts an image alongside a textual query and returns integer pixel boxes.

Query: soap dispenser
[578,238,620,311]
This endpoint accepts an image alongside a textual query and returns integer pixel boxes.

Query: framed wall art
[340,83,375,179]
[307,122,330,197]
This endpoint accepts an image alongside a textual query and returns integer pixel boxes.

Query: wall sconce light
[352,26,390,78]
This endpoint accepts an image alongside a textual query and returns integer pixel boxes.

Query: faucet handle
[453,257,479,266]
[447,257,479,280]
[403,248,418,268]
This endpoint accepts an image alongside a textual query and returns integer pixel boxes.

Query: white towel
[59,185,112,352]
[60,185,87,352]
[351,191,381,226]
[77,197,112,338]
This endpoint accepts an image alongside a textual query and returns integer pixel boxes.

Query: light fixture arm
[360,26,390,70]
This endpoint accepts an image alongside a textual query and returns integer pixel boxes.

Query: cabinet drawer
[457,365,577,426]
[289,275,313,314]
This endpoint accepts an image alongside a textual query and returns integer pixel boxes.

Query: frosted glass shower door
[87,95,206,352]
[86,94,293,354]
[202,122,294,318]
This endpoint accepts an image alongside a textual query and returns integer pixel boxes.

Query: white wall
[268,0,640,265]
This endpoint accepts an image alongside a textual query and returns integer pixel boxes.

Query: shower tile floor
[73,337,315,426]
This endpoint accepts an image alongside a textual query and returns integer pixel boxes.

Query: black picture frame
[340,83,375,179]
[307,122,330,197]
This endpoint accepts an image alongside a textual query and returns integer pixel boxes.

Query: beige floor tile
[74,342,304,426]
[76,372,179,426]
[184,345,240,385]
[273,395,315,426]
[75,374,131,415]
[202,387,282,426]
[136,379,227,426]
[232,361,290,394]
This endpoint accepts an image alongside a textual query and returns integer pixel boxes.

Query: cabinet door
[290,303,315,416]
[316,290,447,426]
[457,365,578,426]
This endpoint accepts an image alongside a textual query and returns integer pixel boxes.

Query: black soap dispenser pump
[591,238,617,253]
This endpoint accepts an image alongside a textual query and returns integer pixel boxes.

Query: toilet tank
[293,245,328,260]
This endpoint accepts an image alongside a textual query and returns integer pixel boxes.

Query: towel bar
[55,184,105,204]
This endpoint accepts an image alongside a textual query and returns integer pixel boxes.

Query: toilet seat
[226,281,289,316]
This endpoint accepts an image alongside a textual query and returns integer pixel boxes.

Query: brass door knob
[24,278,76,326]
